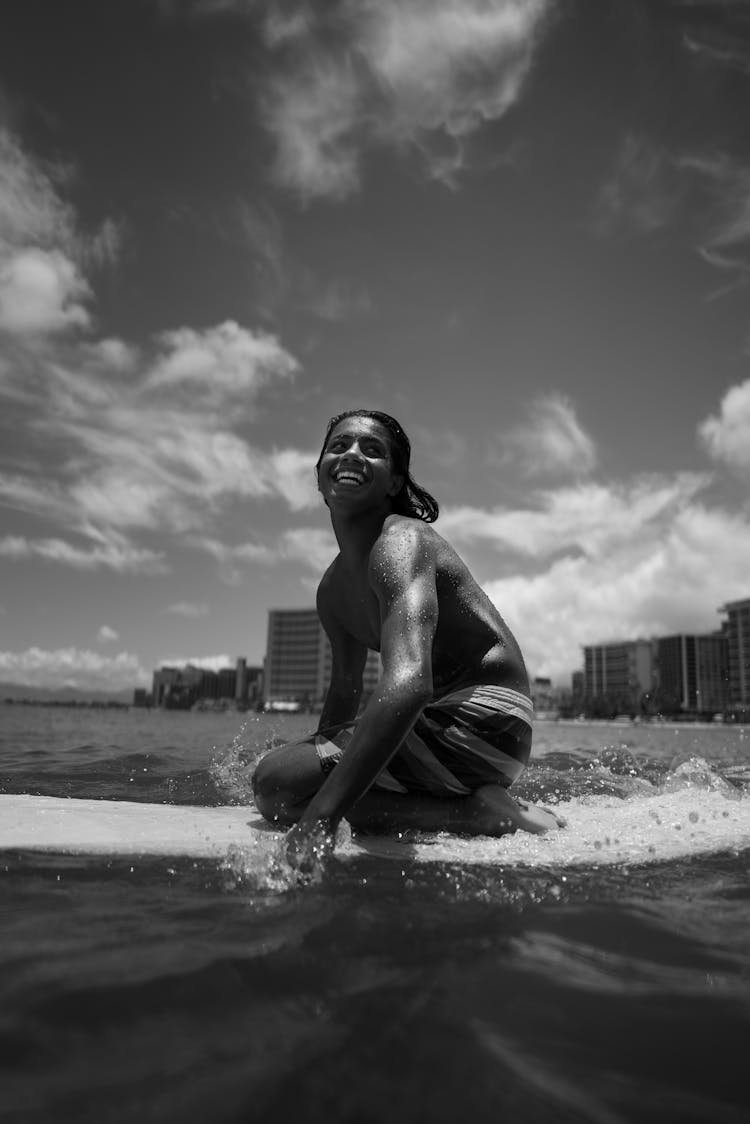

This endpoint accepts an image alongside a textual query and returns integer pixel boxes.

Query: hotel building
[653,633,728,715]
[720,598,750,710]
[263,608,381,709]
[582,638,654,712]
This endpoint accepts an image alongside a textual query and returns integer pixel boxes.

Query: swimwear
[315,683,533,797]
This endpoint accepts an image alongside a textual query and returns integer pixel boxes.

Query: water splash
[221,819,354,893]
[210,717,287,805]
[663,755,742,799]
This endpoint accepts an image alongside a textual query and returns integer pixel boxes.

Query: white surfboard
[1,791,749,868]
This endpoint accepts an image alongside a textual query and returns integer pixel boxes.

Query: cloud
[0,247,92,333]
[260,0,553,198]
[365,0,550,138]
[0,128,315,567]
[0,646,149,691]
[165,601,210,617]
[0,123,114,336]
[190,524,334,582]
[699,378,750,474]
[441,473,708,559]
[264,53,362,200]
[97,625,119,644]
[594,135,682,237]
[679,153,750,255]
[495,393,597,479]
[146,320,298,404]
[0,533,167,574]
[1,315,309,551]
[191,536,276,584]
[303,277,372,322]
[156,653,236,672]
[439,473,750,682]
[485,501,750,683]
[267,448,319,510]
[278,526,337,570]
[0,125,75,249]
[595,139,750,285]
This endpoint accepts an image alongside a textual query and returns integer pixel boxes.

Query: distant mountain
[0,681,135,705]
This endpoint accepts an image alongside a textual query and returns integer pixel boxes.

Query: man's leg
[253,740,564,836]
[252,738,325,827]
[346,785,564,836]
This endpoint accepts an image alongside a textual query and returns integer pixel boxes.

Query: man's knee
[252,753,291,825]
[251,744,321,827]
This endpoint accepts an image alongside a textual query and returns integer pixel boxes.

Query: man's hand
[284,816,337,880]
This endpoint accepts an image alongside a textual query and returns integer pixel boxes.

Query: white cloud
[156,653,236,673]
[0,533,167,574]
[0,124,106,337]
[0,473,67,518]
[82,337,139,373]
[0,247,91,334]
[264,56,362,200]
[1,315,307,549]
[439,475,750,682]
[165,601,210,618]
[679,152,750,252]
[699,378,750,474]
[146,320,298,403]
[279,526,337,570]
[86,217,124,268]
[0,646,149,691]
[190,524,335,582]
[268,448,319,511]
[97,625,119,644]
[595,135,680,236]
[366,0,549,139]
[261,0,552,198]
[0,125,75,249]
[440,473,708,559]
[192,536,276,584]
[497,393,597,479]
[304,278,373,322]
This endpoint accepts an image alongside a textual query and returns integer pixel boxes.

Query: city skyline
[2,1,750,692]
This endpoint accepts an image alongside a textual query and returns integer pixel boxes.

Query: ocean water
[1,706,749,1124]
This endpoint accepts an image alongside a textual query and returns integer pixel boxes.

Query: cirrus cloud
[493,392,597,479]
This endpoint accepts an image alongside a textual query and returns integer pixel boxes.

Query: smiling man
[252,409,563,870]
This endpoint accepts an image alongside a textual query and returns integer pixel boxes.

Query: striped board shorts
[315,683,533,797]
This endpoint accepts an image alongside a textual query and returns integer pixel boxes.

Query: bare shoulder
[368,516,441,598]
[372,515,438,563]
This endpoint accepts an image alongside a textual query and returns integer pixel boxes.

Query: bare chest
[335,573,382,650]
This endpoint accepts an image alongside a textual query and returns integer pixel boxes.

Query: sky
[1,0,750,694]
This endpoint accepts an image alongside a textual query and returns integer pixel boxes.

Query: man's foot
[469,785,566,836]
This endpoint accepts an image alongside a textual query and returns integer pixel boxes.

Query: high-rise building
[653,633,728,715]
[719,598,750,710]
[151,657,260,709]
[263,608,380,709]
[582,639,653,712]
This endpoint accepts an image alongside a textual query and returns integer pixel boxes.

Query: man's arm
[293,523,438,836]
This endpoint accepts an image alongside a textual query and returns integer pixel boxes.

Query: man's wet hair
[316,409,439,523]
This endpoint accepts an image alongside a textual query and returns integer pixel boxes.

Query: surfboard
[1,791,749,867]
